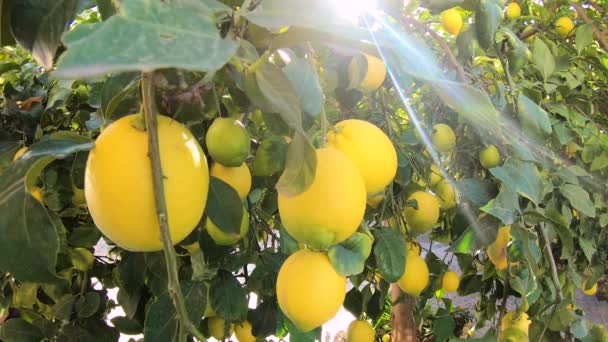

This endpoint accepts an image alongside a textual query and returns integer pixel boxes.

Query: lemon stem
[141,71,206,342]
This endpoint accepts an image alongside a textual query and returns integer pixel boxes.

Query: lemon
[487,225,511,271]
[441,8,462,36]
[85,114,209,251]
[479,145,501,169]
[555,16,574,38]
[206,209,249,246]
[428,164,443,187]
[403,191,440,234]
[582,281,598,296]
[210,163,251,200]
[398,251,429,296]
[235,321,256,342]
[566,141,577,159]
[500,312,531,337]
[382,334,391,342]
[406,240,421,255]
[434,180,458,209]
[206,117,250,167]
[30,186,44,203]
[13,146,28,161]
[501,327,529,342]
[505,3,521,19]
[276,249,347,332]
[442,271,460,292]
[208,316,234,340]
[348,54,387,92]
[327,119,397,196]
[72,185,86,206]
[431,124,456,153]
[346,319,375,342]
[278,148,366,249]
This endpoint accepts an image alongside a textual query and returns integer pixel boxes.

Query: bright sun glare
[334,0,378,23]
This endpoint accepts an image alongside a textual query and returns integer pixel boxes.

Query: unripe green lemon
[206,117,250,167]
[479,145,501,169]
[208,316,233,340]
[431,124,456,153]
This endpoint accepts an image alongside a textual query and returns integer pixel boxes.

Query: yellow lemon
[398,251,429,296]
[431,124,456,153]
[208,316,234,340]
[441,8,463,36]
[480,145,501,169]
[501,327,529,342]
[347,319,375,342]
[13,146,28,161]
[442,271,460,292]
[348,54,387,92]
[406,240,421,255]
[327,119,397,196]
[403,191,440,234]
[429,164,443,187]
[382,334,391,342]
[206,209,249,246]
[487,226,511,271]
[278,148,366,249]
[85,114,209,251]
[30,186,44,203]
[582,281,598,296]
[235,321,256,342]
[434,180,458,209]
[210,163,251,200]
[555,16,574,38]
[506,3,521,19]
[500,311,531,337]
[276,249,347,332]
[206,117,250,167]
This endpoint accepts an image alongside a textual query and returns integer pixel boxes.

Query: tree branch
[572,2,608,51]
[518,27,539,40]
[401,16,467,83]
[141,72,206,342]
[536,223,564,303]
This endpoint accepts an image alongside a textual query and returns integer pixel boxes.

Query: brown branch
[572,2,608,51]
[401,16,467,83]
[518,26,539,40]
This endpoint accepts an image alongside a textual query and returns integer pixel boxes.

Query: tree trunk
[390,284,417,342]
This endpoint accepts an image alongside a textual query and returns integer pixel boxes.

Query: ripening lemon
[441,8,462,36]
[85,114,209,251]
[348,54,387,92]
[505,3,521,19]
[276,250,347,332]
[206,209,249,246]
[500,311,531,337]
[208,316,234,340]
[72,185,86,206]
[210,163,251,200]
[555,16,574,38]
[442,271,460,292]
[278,148,366,249]
[582,281,598,296]
[479,145,501,169]
[206,117,250,167]
[566,141,577,159]
[431,124,456,153]
[347,319,375,342]
[326,119,397,196]
[235,321,256,342]
[398,251,429,296]
[434,180,458,209]
[403,191,440,234]
[487,225,511,271]
[13,146,28,161]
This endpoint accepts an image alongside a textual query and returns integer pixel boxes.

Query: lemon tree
[0,0,607,341]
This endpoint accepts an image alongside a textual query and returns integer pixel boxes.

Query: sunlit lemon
[210,163,251,200]
[500,311,531,337]
[397,251,429,296]
[479,145,501,169]
[555,16,574,38]
[348,54,387,92]
[441,8,462,35]
[403,191,440,234]
[505,3,521,19]
[206,117,250,167]
[85,114,209,251]
[347,319,375,342]
[442,271,460,292]
[235,321,256,342]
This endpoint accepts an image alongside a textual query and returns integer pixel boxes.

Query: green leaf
[206,177,244,235]
[570,317,589,339]
[578,237,595,262]
[276,130,316,197]
[420,0,464,14]
[143,281,206,341]
[490,158,543,204]
[481,185,521,225]
[210,270,248,321]
[432,315,455,342]
[75,292,101,318]
[96,0,116,20]
[0,0,15,46]
[575,24,593,55]
[475,0,501,50]
[560,184,595,218]
[0,318,44,342]
[54,0,238,78]
[590,151,608,171]
[283,56,324,117]
[244,0,353,31]
[68,225,102,248]
[255,62,303,130]
[328,232,373,276]
[457,178,493,207]
[110,316,143,335]
[252,136,288,176]
[100,72,140,122]
[249,299,279,338]
[517,94,552,138]
[10,1,80,68]
[450,215,500,253]
[532,38,555,80]
[343,287,363,318]
[372,228,406,282]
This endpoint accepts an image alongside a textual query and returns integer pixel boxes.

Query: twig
[401,15,467,83]
[518,27,539,40]
[536,223,564,302]
[572,3,608,51]
[141,72,206,342]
